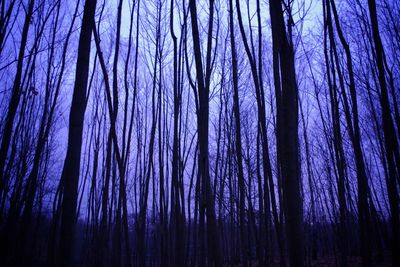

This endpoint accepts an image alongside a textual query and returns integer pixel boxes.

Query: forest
[0,0,399,266]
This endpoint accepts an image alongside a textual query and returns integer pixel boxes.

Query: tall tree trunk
[323,1,349,265]
[229,0,248,264]
[189,1,221,266]
[170,0,185,266]
[58,0,97,266]
[367,1,399,266]
[269,0,304,266]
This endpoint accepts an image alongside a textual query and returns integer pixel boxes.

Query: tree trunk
[367,1,399,266]
[189,1,221,266]
[269,0,304,266]
[58,0,97,266]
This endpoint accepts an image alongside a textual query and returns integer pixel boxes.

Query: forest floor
[309,257,391,267]
[228,255,392,267]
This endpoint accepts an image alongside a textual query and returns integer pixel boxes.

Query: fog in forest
[0,0,399,266]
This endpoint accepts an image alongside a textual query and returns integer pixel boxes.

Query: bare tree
[58,1,98,266]
[269,0,304,266]
[189,0,221,266]
[367,1,399,266]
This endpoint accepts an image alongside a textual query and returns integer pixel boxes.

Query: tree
[58,0,98,266]
[228,0,248,264]
[189,0,221,266]
[0,0,34,205]
[269,0,304,266]
[170,0,186,266]
[367,1,399,266]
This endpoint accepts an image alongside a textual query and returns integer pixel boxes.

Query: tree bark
[269,0,304,266]
[367,1,399,266]
[189,1,221,266]
[58,0,97,266]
